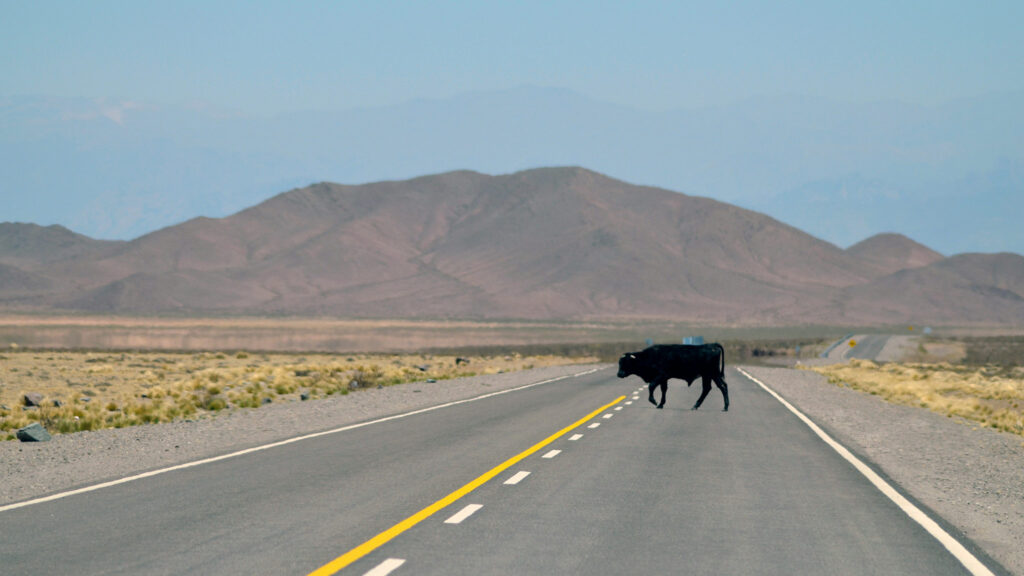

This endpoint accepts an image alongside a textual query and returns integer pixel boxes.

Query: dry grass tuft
[0,351,591,440]
[806,359,1024,437]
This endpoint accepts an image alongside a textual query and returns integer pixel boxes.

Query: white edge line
[1,368,600,514]
[364,558,406,576]
[444,503,483,524]
[736,367,996,576]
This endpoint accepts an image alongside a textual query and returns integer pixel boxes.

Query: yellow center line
[308,394,626,576]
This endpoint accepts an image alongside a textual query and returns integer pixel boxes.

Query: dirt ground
[0,314,852,353]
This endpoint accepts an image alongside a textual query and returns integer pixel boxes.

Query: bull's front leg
[648,379,668,408]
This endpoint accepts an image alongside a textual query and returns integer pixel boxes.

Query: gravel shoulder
[0,364,600,507]
[743,364,1024,576]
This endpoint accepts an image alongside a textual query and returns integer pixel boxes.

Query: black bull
[617,344,730,411]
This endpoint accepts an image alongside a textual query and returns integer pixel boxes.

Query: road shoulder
[0,363,605,508]
[741,365,1024,576]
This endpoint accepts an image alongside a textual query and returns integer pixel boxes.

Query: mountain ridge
[4,89,1022,255]
[847,233,945,276]
[1,167,1021,325]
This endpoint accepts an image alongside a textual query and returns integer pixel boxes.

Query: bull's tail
[715,342,725,377]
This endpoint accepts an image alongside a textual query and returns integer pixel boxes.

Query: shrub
[204,396,227,411]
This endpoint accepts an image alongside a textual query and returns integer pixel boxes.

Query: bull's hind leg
[692,376,713,410]
[715,376,729,411]
[648,381,659,407]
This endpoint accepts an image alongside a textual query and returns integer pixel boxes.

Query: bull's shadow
[617,344,730,411]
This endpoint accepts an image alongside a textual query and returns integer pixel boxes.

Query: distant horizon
[3,2,1021,255]
[8,83,1024,118]
[5,3,1022,115]
[0,162,1013,258]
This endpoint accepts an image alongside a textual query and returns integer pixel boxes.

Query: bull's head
[617,353,638,378]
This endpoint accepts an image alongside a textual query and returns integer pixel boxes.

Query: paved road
[0,366,989,575]
[844,333,891,360]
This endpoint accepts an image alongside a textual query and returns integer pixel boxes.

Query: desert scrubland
[808,336,1024,438]
[0,315,836,440]
[0,349,589,440]
[3,319,1022,442]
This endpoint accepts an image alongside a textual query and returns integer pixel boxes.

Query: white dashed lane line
[311,390,625,576]
[503,471,531,485]
[444,504,484,525]
[364,558,406,576]
[383,386,628,571]
[404,391,623,572]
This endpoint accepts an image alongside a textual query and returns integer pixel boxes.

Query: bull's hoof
[648,397,658,406]
[723,408,729,412]
[691,405,700,410]
[657,404,664,409]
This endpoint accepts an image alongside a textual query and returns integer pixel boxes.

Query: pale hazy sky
[4,0,1022,114]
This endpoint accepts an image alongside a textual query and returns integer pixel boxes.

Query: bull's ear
[628,354,636,359]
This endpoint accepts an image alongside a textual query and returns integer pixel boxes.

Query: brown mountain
[2,167,1021,325]
[0,223,123,269]
[0,263,52,297]
[846,233,945,277]
[832,253,1024,324]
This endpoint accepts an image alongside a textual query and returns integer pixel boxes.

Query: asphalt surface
[845,333,891,360]
[0,365,982,575]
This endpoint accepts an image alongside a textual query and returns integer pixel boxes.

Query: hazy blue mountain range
[2,88,1021,254]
